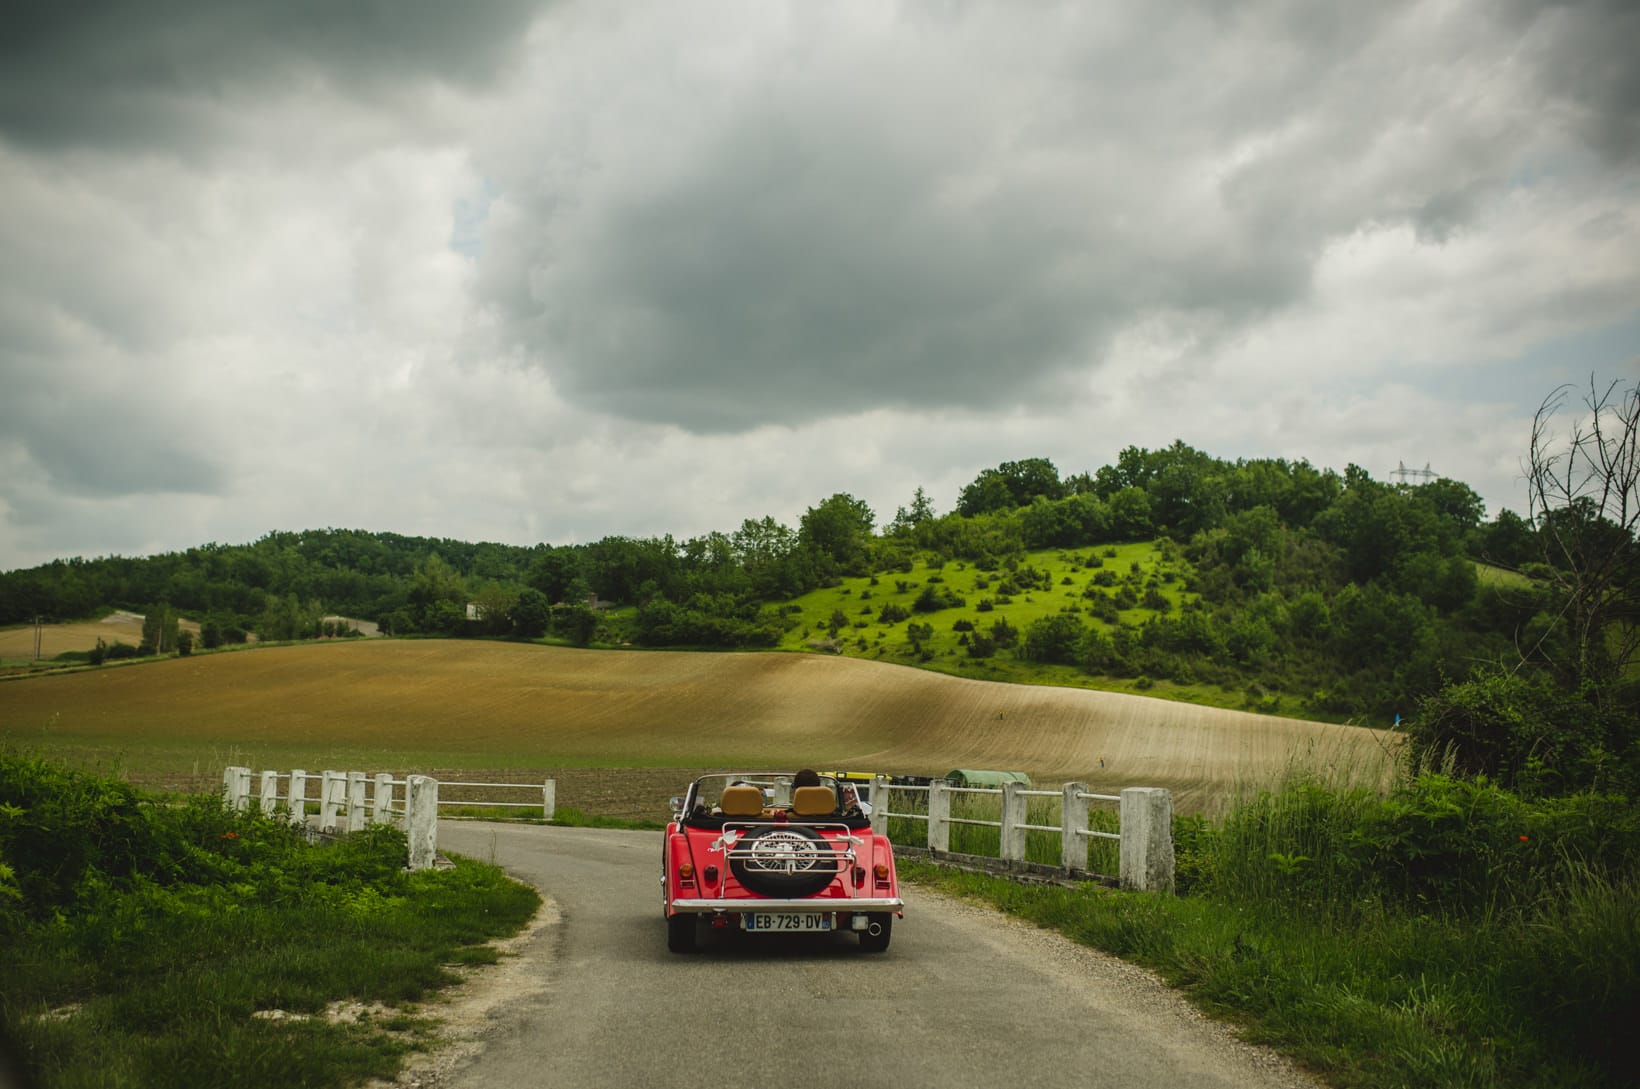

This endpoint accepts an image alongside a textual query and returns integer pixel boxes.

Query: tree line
[3,379,1634,794]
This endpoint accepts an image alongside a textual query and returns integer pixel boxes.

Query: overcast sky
[2,0,1637,572]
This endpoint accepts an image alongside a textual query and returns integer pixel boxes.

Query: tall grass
[0,751,540,1089]
[905,769,1640,1089]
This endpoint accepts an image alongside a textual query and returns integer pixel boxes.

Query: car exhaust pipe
[867,922,883,937]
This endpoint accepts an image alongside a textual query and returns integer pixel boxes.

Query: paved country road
[413,823,1321,1089]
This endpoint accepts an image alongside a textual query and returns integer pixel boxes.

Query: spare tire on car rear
[730,824,836,898]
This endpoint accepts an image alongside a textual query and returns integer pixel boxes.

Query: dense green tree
[469,583,519,637]
[527,547,584,604]
[799,494,876,576]
[1470,509,1537,569]
[1106,487,1154,540]
[511,588,551,639]
[888,487,937,536]
[1420,477,1487,533]
[956,458,1064,516]
[407,554,467,625]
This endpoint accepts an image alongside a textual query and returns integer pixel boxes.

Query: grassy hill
[775,540,1220,695]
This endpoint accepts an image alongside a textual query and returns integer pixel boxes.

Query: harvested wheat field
[0,611,203,661]
[0,640,1399,812]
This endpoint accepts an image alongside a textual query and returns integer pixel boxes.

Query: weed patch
[0,751,539,1089]
[901,772,1640,1089]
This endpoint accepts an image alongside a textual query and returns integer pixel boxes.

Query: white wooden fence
[220,767,556,870]
[866,775,1175,892]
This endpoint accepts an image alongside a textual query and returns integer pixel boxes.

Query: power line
[1391,460,1436,485]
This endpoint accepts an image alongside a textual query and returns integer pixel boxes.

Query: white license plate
[745,913,832,932]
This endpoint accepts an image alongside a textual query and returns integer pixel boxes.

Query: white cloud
[0,0,1636,570]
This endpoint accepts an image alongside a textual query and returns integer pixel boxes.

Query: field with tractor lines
[0,639,1398,813]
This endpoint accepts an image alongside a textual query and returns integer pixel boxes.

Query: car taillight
[874,864,890,884]
[704,865,719,884]
[854,866,866,886]
[679,862,695,879]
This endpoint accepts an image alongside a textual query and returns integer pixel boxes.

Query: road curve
[428,822,1319,1089]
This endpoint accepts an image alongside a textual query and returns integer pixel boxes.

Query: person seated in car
[788,768,841,820]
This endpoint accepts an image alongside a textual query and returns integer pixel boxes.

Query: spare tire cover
[730,824,836,898]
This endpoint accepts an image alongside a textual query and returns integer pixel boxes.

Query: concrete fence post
[347,772,368,832]
[1119,787,1175,893]
[869,775,889,837]
[258,771,280,816]
[319,771,345,833]
[543,779,556,820]
[373,773,394,825]
[223,766,252,811]
[1061,782,1090,872]
[927,779,951,854]
[1000,781,1028,862]
[288,770,308,826]
[406,775,439,871]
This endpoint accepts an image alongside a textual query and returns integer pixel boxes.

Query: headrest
[719,785,765,817]
[791,785,836,817]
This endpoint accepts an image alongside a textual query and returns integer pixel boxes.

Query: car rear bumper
[670,896,904,913]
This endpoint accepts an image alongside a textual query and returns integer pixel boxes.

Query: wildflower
[1518,835,1529,842]
[220,832,238,840]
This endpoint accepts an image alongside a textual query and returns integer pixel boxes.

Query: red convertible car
[662,772,903,953]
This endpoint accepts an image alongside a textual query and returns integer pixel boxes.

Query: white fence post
[320,771,345,833]
[406,775,439,871]
[347,772,368,832]
[1119,787,1175,893]
[869,775,889,837]
[373,773,394,825]
[287,770,308,825]
[288,769,308,826]
[258,771,280,816]
[1061,781,1090,872]
[1000,781,1028,862]
[223,766,252,811]
[927,779,951,853]
[543,779,556,820]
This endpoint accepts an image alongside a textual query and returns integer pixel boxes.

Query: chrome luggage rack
[710,820,863,872]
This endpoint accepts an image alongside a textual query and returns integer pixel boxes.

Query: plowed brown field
[0,640,1398,812]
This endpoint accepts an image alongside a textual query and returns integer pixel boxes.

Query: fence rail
[223,766,1173,890]
[867,775,1174,892]
[221,767,556,870]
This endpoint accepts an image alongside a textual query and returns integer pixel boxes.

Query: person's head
[793,768,820,788]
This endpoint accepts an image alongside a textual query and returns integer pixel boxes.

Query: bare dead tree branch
[1522,376,1640,702]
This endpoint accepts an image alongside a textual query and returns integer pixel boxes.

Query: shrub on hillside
[878,603,910,625]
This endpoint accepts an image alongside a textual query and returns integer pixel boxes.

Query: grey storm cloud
[0,0,544,150]
[475,0,1640,434]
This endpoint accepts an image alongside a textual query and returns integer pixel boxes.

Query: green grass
[900,771,1640,1089]
[1472,562,1533,591]
[0,753,541,1089]
[773,543,1282,712]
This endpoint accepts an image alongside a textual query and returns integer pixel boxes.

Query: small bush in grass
[878,603,910,624]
